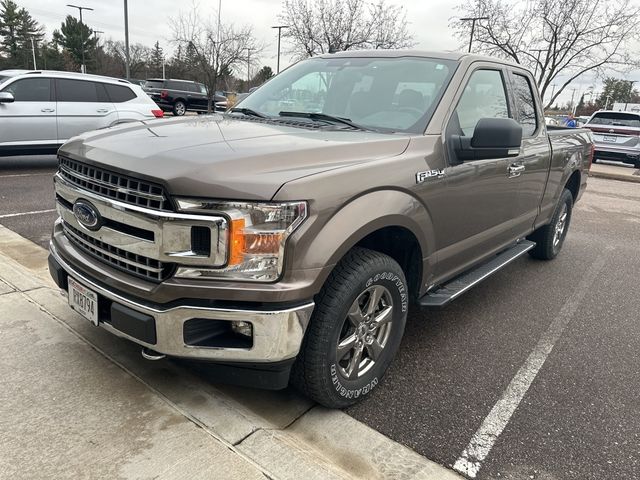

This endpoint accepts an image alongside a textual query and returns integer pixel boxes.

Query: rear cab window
[511,73,538,136]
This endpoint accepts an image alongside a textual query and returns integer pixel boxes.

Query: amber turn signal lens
[229,219,246,265]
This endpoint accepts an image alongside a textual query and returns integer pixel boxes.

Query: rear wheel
[173,101,186,116]
[528,188,573,260]
[291,247,408,408]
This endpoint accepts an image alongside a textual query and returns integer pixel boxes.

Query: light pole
[67,4,93,73]
[30,37,37,70]
[217,0,222,43]
[124,0,130,80]
[550,83,557,104]
[460,16,489,53]
[93,29,104,41]
[271,25,289,74]
[625,80,637,111]
[531,48,545,78]
[246,48,254,89]
[569,88,577,114]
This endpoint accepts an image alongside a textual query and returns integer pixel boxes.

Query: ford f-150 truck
[48,50,592,408]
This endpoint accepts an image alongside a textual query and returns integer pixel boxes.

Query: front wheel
[291,247,408,408]
[528,188,573,260]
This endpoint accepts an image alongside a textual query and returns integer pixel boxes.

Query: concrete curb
[0,224,463,480]
[589,170,640,184]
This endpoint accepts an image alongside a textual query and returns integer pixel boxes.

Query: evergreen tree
[53,15,97,72]
[596,77,640,108]
[252,66,274,85]
[0,0,44,68]
[40,41,66,71]
[150,41,163,77]
[183,42,200,81]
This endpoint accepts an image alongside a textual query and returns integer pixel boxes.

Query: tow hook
[141,347,166,361]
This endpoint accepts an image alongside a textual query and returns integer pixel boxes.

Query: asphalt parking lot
[1,155,639,479]
[0,155,58,249]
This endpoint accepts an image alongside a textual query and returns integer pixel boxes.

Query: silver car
[0,70,164,156]
[584,110,640,168]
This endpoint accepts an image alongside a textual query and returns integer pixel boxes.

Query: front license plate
[602,135,618,143]
[68,277,98,326]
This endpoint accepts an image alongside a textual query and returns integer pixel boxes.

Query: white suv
[0,70,164,156]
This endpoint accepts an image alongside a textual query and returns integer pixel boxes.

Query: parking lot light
[67,4,94,74]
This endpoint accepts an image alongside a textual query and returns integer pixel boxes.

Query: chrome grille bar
[63,222,171,282]
[58,156,170,210]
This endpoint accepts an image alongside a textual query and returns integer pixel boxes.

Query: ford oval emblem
[73,200,102,231]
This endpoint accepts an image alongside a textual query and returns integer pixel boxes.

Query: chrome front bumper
[50,242,315,363]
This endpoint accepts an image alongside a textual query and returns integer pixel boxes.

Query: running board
[418,240,536,308]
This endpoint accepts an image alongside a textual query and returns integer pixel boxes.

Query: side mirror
[0,92,15,103]
[453,117,522,161]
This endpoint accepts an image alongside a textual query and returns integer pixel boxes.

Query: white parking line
[0,209,56,219]
[452,252,609,478]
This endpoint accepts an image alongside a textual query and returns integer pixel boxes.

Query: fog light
[231,321,253,338]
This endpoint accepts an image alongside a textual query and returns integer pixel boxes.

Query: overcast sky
[15,0,626,104]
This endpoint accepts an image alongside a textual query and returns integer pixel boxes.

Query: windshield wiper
[278,111,368,130]
[229,107,267,118]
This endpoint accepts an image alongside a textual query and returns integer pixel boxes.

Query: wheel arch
[353,226,423,302]
[290,189,435,299]
[565,169,581,203]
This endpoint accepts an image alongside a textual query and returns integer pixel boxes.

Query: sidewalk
[0,225,462,480]
[590,161,640,183]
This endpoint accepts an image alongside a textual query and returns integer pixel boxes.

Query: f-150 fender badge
[416,169,445,183]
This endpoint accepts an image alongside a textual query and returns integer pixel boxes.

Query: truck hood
[59,115,411,200]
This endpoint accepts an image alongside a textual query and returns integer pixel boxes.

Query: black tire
[291,247,408,408]
[528,188,573,260]
[173,100,187,116]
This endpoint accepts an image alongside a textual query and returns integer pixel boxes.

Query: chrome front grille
[58,156,170,211]
[62,222,173,282]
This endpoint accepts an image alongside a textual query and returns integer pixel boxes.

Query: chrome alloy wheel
[336,285,394,380]
[175,102,186,115]
[553,204,568,248]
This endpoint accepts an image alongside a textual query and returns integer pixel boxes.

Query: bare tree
[452,0,640,109]
[171,6,262,111]
[281,0,415,59]
[104,40,151,78]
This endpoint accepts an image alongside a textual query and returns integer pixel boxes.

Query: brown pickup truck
[48,50,593,408]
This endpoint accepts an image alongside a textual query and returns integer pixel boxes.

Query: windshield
[588,112,640,128]
[236,56,457,133]
[0,75,8,85]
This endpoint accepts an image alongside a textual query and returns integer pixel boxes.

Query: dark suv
[143,78,227,116]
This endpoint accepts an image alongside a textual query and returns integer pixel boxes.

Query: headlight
[174,199,307,282]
